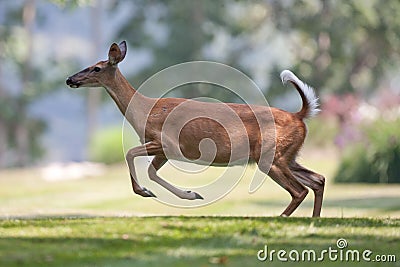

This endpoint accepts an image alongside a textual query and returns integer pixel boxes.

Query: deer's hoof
[186,190,204,200]
[142,187,156,198]
[193,192,204,200]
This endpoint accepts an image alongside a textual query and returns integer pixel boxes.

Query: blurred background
[0,0,399,217]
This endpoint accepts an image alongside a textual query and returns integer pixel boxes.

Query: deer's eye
[93,67,101,72]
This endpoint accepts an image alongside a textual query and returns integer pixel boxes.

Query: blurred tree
[50,0,109,160]
[0,1,62,167]
[267,0,400,96]
[116,0,249,102]
[0,0,44,167]
[114,0,400,100]
[49,0,91,8]
[86,0,103,158]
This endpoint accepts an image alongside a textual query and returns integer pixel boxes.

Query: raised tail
[280,70,320,119]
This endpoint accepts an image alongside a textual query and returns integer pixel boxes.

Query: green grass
[0,216,399,267]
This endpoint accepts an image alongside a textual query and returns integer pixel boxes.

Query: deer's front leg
[148,156,204,200]
[125,142,162,198]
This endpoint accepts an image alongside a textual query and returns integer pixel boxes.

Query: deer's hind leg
[290,161,325,217]
[258,157,309,217]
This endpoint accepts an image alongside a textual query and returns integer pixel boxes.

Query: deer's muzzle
[66,77,80,88]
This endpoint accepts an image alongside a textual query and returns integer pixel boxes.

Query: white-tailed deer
[66,41,325,217]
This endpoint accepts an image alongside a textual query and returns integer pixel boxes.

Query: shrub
[334,118,400,183]
[305,116,339,147]
[89,126,139,164]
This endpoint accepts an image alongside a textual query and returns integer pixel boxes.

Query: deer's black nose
[66,77,79,88]
[66,77,73,85]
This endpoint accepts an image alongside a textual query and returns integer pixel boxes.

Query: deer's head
[66,41,127,88]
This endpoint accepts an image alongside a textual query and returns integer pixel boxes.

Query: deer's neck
[102,68,154,141]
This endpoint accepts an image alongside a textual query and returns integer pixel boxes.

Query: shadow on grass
[254,196,400,211]
[0,235,254,267]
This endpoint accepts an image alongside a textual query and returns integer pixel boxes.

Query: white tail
[280,70,320,118]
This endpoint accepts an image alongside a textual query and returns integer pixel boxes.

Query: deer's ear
[108,43,122,65]
[118,41,127,62]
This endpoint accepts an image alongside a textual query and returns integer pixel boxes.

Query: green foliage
[268,0,400,96]
[117,0,232,99]
[48,0,92,8]
[305,116,339,147]
[334,119,400,183]
[116,0,400,98]
[0,1,72,167]
[89,126,135,164]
